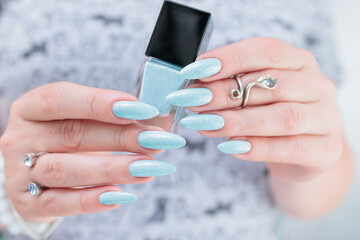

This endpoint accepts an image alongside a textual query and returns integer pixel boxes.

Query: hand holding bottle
[0,82,184,223]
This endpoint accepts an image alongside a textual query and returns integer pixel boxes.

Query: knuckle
[302,50,317,63]
[4,182,18,201]
[323,137,343,168]
[43,156,66,185]
[39,82,67,114]
[234,113,247,134]
[325,106,341,133]
[113,125,139,151]
[259,138,272,161]
[323,79,337,98]
[79,191,90,213]
[258,37,283,65]
[269,71,287,99]
[113,126,127,150]
[102,158,117,183]
[289,137,305,161]
[9,99,21,115]
[233,50,243,70]
[332,111,342,131]
[279,103,301,132]
[223,80,238,107]
[42,192,58,216]
[58,120,85,150]
[0,133,16,152]
[87,90,101,119]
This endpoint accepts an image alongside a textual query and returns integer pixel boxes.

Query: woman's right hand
[0,82,179,223]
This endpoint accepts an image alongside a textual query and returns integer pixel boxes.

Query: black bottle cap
[145,0,213,67]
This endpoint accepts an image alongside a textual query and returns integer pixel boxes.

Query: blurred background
[284,0,360,239]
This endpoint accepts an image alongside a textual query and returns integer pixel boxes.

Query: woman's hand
[0,82,177,223]
[172,37,353,217]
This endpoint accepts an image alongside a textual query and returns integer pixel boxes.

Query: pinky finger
[218,135,342,170]
[22,185,135,221]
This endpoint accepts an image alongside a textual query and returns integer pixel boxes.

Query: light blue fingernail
[180,58,222,79]
[138,131,186,150]
[180,114,224,130]
[166,88,213,107]
[217,140,251,154]
[112,101,159,120]
[99,191,137,205]
[129,160,176,177]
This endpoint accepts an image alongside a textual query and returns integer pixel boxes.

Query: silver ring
[230,75,244,100]
[23,152,46,168]
[230,73,278,108]
[29,182,45,196]
[242,74,278,107]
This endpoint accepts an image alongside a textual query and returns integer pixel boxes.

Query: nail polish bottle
[135,0,213,131]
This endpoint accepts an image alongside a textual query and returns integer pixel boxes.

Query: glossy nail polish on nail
[180,114,224,130]
[217,140,251,154]
[99,191,137,205]
[112,101,159,120]
[166,88,213,107]
[129,160,176,177]
[138,131,186,150]
[180,58,222,80]
[135,2,214,130]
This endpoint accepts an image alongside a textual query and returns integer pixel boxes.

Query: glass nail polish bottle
[135,0,213,131]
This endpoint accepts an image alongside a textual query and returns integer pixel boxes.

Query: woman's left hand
[180,36,343,182]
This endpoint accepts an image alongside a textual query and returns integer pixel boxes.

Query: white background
[284,0,360,239]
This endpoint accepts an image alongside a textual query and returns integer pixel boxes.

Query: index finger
[14,82,159,124]
[197,36,307,82]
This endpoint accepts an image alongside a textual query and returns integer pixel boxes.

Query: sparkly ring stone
[29,182,44,196]
[23,152,46,168]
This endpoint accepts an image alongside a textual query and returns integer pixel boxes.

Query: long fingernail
[138,131,186,150]
[99,191,137,205]
[165,88,212,107]
[180,114,224,130]
[129,160,176,177]
[217,140,251,154]
[112,101,159,120]
[180,58,222,79]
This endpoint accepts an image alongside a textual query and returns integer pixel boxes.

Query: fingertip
[136,126,167,154]
[98,191,137,205]
[112,101,159,121]
[131,176,156,183]
[197,129,221,137]
[147,149,165,155]
[180,58,222,80]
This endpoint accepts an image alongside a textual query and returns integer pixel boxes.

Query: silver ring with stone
[242,74,279,107]
[23,152,46,168]
[28,182,45,196]
[230,75,244,100]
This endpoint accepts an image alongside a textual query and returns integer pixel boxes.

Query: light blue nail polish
[129,160,176,177]
[166,88,213,107]
[180,58,222,79]
[99,191,137,205]
[138,131,186,150]
[180,114,224,131]
[217,140,251,154]
[112,101,159,120]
